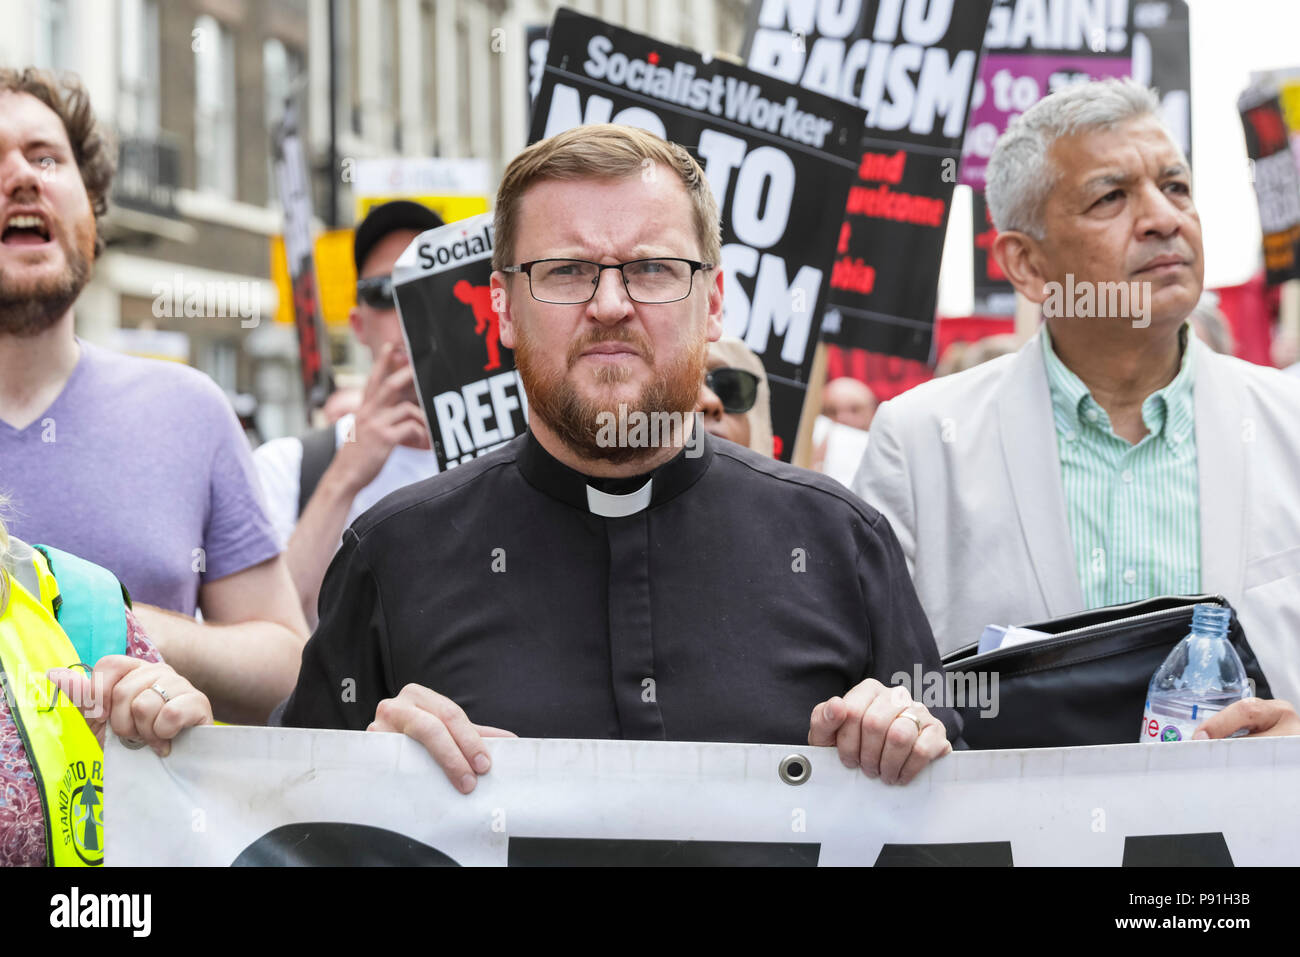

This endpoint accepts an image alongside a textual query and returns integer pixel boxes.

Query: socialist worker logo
[57,757,104,865]
[453,279,502,372]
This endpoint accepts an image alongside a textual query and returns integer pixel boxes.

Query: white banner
[106,728,1300,866]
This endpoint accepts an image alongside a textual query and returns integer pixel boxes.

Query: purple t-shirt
[0,339,280,614]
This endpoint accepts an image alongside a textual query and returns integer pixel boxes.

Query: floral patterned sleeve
[124,607,164,664]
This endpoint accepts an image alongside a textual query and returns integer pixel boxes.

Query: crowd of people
[1,65,1299,866]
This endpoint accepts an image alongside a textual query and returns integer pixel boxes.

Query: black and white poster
[744,0,994,359]
[531,9,864,461]
[1133,0,1191,164]
[271,100,332,410]
[526,23,549,120]
[392,212,529,471]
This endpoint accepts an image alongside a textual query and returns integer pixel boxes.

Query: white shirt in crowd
[253,413,440,550]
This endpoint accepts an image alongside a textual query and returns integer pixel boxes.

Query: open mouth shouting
[2,210,53,247]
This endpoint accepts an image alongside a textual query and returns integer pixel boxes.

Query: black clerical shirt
[280,428,962,745]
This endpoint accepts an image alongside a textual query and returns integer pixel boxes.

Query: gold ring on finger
[893,710,923,735]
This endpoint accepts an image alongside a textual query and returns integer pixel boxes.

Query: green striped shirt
[1041,325,1200,609]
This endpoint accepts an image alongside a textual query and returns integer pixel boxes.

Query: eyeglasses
[500,258,714,304]
[704,367,760,414]
[356,274,395,310]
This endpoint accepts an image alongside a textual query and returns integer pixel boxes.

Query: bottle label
[1140,706,1221,743]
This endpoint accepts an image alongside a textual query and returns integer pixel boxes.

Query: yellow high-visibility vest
[0,544,105,866]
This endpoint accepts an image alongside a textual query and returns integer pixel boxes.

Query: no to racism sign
[108,728,1300,866]
[392,212,529,470]
[744,0,994,359]
[532,9,864,461]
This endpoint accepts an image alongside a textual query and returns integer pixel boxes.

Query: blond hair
[492,124,722,271]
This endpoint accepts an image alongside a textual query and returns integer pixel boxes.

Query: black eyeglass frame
[500,258,716,304]
[705,367,760,415]
[356,274,396,309]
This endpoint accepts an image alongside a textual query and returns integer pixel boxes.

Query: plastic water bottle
[1140,604,1251,743]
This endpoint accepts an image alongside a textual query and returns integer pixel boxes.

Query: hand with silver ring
[48,656,213,758]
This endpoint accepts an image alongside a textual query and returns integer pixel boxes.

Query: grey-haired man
[853,79,1300,734]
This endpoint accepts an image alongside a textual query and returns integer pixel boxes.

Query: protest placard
[532,9,864,460]
[745,0,993,358]
[1240,88,1300,284]
[271,101,332,409]
[393,212,528,470]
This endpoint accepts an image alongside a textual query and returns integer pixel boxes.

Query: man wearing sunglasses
[254,201,441,626]
[695,337,773,457]
[281,125,959,790]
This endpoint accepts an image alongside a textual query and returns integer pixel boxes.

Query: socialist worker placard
[532,9,865,461]
[393,213,529,471]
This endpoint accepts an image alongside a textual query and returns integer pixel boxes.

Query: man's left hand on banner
[808,678,952,786]
[49,656,213,757]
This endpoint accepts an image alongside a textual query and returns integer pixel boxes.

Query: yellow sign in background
[270,229,356,328]
[1278,77,1300,135]
[272,182,490,328]
[353,194,490,225]
[272,200,490,327]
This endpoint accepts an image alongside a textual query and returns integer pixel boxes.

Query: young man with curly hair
[0,69,308,724]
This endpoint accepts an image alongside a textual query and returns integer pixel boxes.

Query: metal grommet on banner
[778,753,811,786]
[119,737,148,751]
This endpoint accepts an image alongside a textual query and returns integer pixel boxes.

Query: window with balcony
[118,0,160,137]
[194,14,237,198]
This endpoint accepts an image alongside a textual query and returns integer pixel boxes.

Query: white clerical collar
[586,479,654,518]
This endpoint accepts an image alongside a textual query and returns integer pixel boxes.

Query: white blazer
[852,333,1300,704]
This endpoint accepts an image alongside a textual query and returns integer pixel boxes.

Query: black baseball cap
[352,200,444,272]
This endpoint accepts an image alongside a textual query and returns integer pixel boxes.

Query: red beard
[514,322,706,465]
[0,214,94,337]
